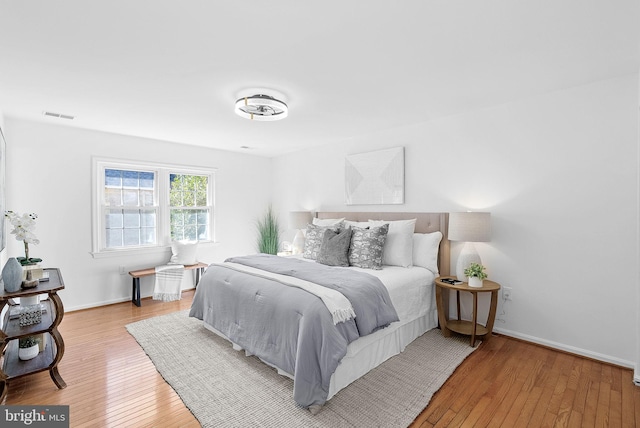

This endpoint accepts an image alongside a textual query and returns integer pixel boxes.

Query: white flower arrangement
[5,211,42,265]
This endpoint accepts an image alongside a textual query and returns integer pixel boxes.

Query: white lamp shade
[448,212,491,242]
[289,211,313,230]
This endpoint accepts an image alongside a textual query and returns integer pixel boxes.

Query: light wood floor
[3,290,639,427]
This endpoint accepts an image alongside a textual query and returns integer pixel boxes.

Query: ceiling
[0,1,638,157]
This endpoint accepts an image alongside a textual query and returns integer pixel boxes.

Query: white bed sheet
[203,258,438,402]
[350,264,436,322]
[292,254,435,323]
[326,264,437,398]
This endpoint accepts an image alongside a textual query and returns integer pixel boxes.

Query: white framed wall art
[345,147,404,205]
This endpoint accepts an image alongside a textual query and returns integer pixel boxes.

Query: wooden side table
[0,268,66,402]
[435,276,501,347]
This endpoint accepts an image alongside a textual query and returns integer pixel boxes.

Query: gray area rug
[126,310,477,428]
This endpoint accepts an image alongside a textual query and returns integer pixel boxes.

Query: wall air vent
[43,111,75,120]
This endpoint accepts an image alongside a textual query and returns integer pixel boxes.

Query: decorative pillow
[312,217,345,227]
[170,240,198,265]
[303,224,341,260]
[348,224,389,270]
[368,219,417,268]
[412,232,442,274]
[317,228,352,267]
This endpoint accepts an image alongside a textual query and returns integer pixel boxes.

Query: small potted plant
[18,336,40,361]
[464,262,487,288]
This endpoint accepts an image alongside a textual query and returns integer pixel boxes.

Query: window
[92,159,215,255]
[104,169,157,248]
[169,174,209,241]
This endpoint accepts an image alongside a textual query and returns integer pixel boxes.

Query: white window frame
[91,157,216,258]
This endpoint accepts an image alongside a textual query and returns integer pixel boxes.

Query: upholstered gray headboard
[316,212,450,276]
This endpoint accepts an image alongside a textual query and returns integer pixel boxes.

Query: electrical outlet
[119,266,126,275]
[503,287,513,301]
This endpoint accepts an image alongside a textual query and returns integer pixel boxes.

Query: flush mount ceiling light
[235,94,288,121]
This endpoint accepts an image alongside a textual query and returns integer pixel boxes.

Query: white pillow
[170,240,199,265]
[412,232,442,274]
[312,217,345,226]
[344,220,369,228]
[368,219,416,267]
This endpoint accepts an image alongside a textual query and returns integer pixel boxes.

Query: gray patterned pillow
[303,224,341,260]
[348,224,389,270]
[317,228,352,267]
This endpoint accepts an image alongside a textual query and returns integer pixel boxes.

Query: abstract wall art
[345,147,404,205]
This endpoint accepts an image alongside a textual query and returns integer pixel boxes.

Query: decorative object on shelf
[256,205,280,255]
[464,262,488,288]
[36,333,47,352]
[2,257,23,292]
[19,295,42,326]
[289,211,313,255]
[22,269,39,289]
[345,147,405,205]
[5,211,43,266]
[448,211,491,282]
[20,295,39,306]
[18,336,40,361]
[235,94,288,121]
[21,265,44,289]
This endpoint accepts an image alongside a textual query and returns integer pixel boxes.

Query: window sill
[90,241,219,259]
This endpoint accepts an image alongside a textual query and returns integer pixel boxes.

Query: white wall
[636,71,640,385]
[0,110,5,270]
[3,117,273,311]
[273,74,639,368]
[3,75,637,371]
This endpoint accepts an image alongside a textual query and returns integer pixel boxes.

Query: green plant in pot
[18,335,40,361]
[256,205,280,255]
[464,262,487,288]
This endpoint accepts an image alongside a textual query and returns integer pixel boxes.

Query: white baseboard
[66,296,132,312]
[493,327,635,369]
[66,287,197,313]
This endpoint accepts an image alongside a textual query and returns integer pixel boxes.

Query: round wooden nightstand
[435,276,501,347]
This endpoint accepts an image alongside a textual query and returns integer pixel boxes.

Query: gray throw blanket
[189,254,398,410]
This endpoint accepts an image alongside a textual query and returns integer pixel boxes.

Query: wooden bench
[128,262,208,306]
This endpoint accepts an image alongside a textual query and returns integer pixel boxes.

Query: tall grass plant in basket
[256,205,280,255]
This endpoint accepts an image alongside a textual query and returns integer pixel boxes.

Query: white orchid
[5,211,42,265]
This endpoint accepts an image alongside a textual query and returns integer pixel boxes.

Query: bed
[189,212,450,413]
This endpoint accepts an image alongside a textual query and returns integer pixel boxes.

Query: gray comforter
[189,254,398,410]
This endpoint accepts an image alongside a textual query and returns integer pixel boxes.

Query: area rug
[126,310,477,428]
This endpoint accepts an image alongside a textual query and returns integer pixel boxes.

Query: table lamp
[448,212,491,282]
[289,211,313,255]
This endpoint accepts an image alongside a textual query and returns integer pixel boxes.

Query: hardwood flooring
[3,291,199,427]
[410,333,639,428]
[2,290,638,427]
